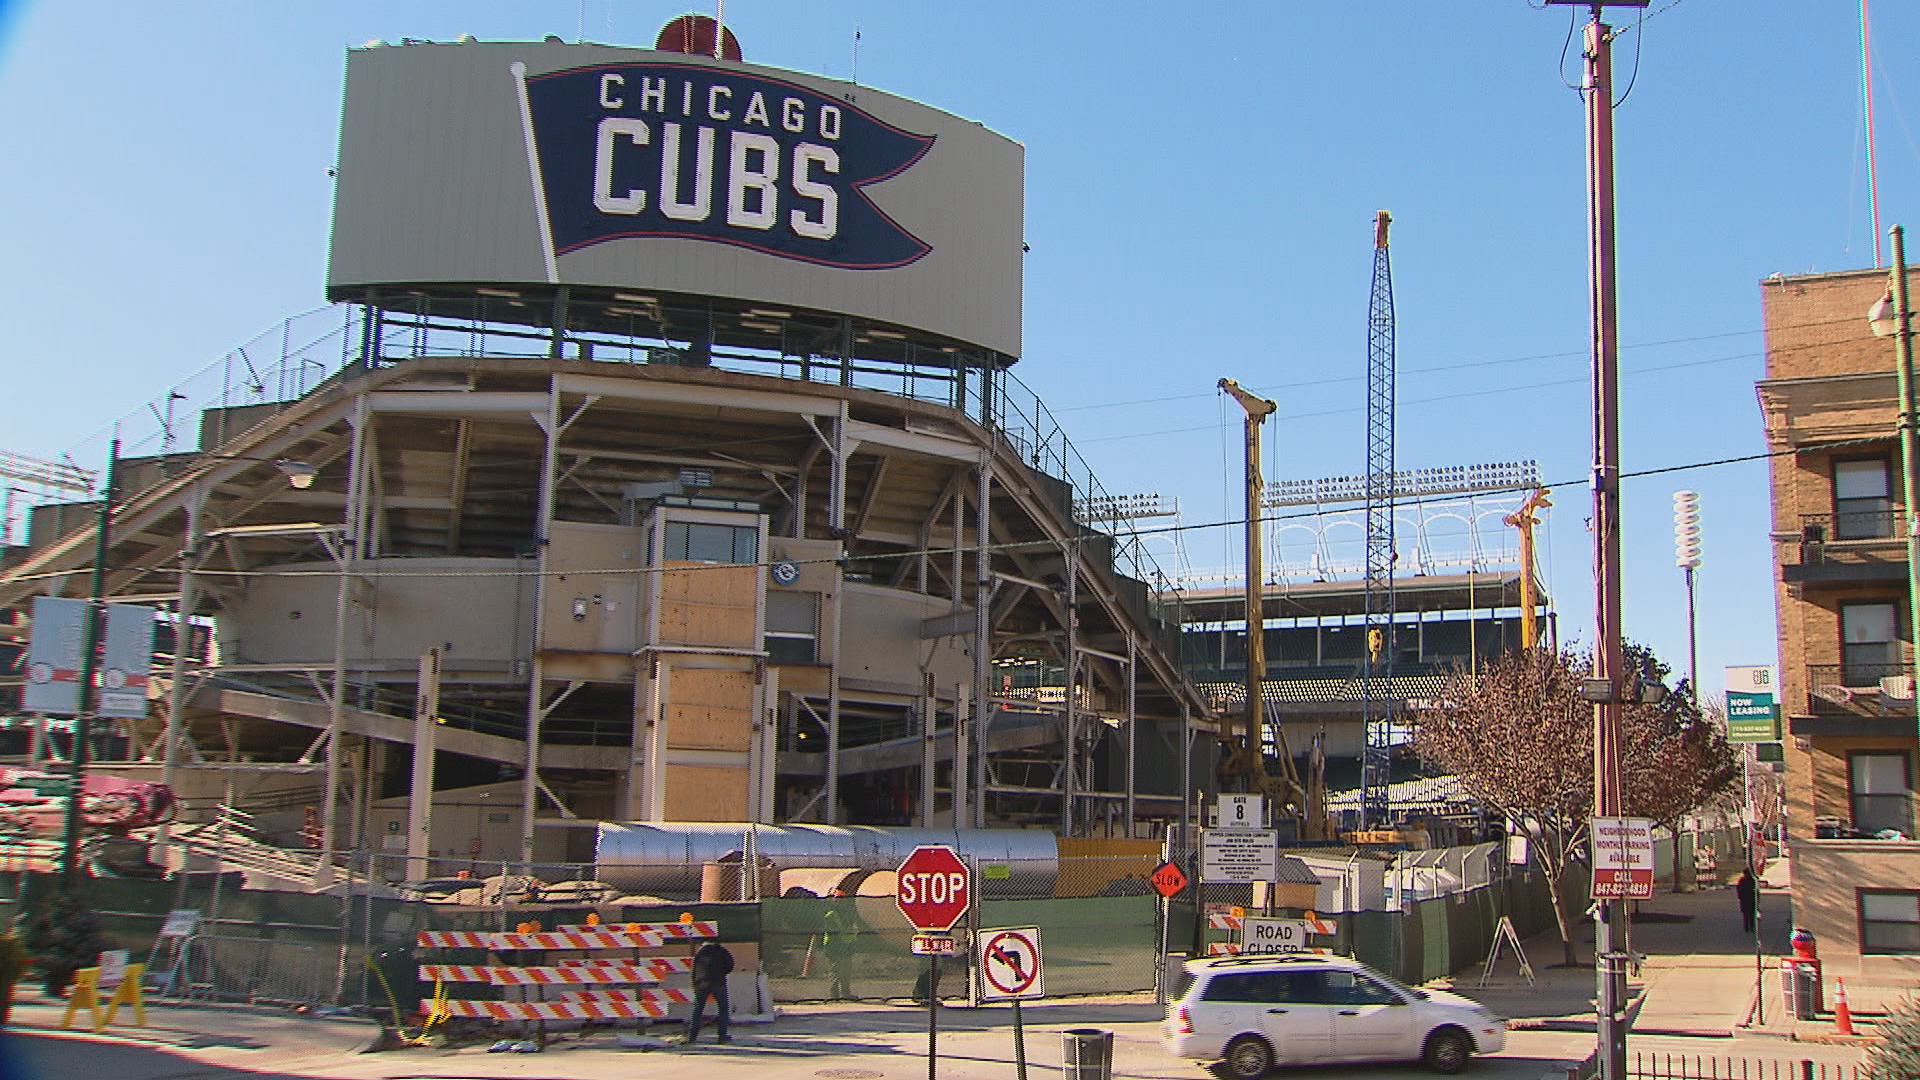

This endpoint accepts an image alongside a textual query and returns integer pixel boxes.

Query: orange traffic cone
[1835,976,1855,1035]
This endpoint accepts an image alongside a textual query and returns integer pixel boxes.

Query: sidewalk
[5,882,1902,1078]
[1434,880,1809,1038]
[4,988,380,1079]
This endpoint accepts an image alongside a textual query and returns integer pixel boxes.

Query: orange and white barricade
[430,998,672,1022]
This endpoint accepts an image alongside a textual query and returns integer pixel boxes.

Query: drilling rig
[1217,378,1319,835]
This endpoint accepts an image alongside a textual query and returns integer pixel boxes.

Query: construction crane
[1504,487,1553,650]
[1216,379,1317,834]
[1360,210,1396,831]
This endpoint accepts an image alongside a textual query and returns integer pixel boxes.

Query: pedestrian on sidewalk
[686,937,735,1045]
[1735,867,1758,933]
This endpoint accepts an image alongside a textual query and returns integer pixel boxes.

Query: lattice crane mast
[1361,210,1397,831]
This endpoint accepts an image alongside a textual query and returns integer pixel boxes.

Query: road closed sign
[978,926,1044,1001]
[1240,917,1310,954]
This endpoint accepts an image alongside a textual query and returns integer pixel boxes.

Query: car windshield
[1374,971,1429,1000]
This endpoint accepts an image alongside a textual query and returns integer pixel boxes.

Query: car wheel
[1423,1027,1472,1074]
[1222,1034,1274,1080]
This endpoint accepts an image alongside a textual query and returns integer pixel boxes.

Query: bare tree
[1619,655,1740,893]
[1414,648,1591,965]
[1414,644,1738,964]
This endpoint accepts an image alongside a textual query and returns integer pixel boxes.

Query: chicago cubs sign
[524,63,934,269]
[328,39,1023,356]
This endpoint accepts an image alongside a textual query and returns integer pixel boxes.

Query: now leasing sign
[1724,665,1780,743]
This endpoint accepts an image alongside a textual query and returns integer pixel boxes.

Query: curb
[1628,1027,1733,1039]
[1793,1031,1884,1047]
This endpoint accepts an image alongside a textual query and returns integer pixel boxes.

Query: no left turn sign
[978,926,1044,1001]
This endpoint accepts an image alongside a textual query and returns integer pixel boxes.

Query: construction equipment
[1503,487,1552,650]
[1216,379,1312,830]
[1361,210,1397,830]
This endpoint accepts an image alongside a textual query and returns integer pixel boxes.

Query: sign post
[1149,857,1188,1005]
[979,926,1043,1080]
[897,845,971,1080]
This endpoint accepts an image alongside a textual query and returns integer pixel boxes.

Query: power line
[4,432,1873,592]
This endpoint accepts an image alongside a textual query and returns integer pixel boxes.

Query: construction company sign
[329,40,1024,356]
[526,64,931,269]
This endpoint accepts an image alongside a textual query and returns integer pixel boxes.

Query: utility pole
[1868,226,1920,747]
[59,441,118,882]
[1544,4,1647,1079]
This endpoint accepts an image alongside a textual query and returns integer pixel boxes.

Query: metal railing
[1629,1053,1869,1080]
[159,933,336,1007]
[1801,509,1903,544]
[1806,662,1916,715]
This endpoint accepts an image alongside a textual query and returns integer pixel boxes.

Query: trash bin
[1062,1028,1114,1080]
[1780,958,1823,1020]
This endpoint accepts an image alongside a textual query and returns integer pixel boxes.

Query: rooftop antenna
[853,26,861,85]
[1861,0,1882,266]
[715,0,725,58]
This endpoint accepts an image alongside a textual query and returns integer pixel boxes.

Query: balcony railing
[1806,661,1917,715]
[1800,510,1902,544]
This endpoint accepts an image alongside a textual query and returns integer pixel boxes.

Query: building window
[1859,890,1920,954]
[1849,752,1913,836]
[1834,458,1894,539]
[663,521,757,564]
[764,591,818,664]
[1840,602,1900,685]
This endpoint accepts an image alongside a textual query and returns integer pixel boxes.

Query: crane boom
[1504,487,1553,649]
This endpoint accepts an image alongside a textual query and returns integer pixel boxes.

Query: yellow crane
[1218,379,1326,837]
[1503,487,1552,650]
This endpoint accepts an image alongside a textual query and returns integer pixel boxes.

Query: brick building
[1758,265,1920,972]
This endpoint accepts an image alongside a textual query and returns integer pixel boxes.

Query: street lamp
[276,460,317,489]
[1867,224,1920,775]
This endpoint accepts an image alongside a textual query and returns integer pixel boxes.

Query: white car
[1162,954,1506,1077]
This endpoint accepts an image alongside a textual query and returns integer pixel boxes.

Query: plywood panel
[664,702,752,752]
[661,563,757,608]
[663,764,750,822]
[659,602,756,648]
[672,668,754,707]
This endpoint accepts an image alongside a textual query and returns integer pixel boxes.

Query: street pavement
[0,879,1892,1080]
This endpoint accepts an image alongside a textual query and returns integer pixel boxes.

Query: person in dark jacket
[1735,868,1759,933]
[686,938,735,1044]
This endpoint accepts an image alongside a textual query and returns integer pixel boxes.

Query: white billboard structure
[329,39,1024,360]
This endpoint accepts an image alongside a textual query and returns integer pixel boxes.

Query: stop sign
[896,844,971,932]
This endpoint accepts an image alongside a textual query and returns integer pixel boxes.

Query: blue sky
[3,1,1918,701]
